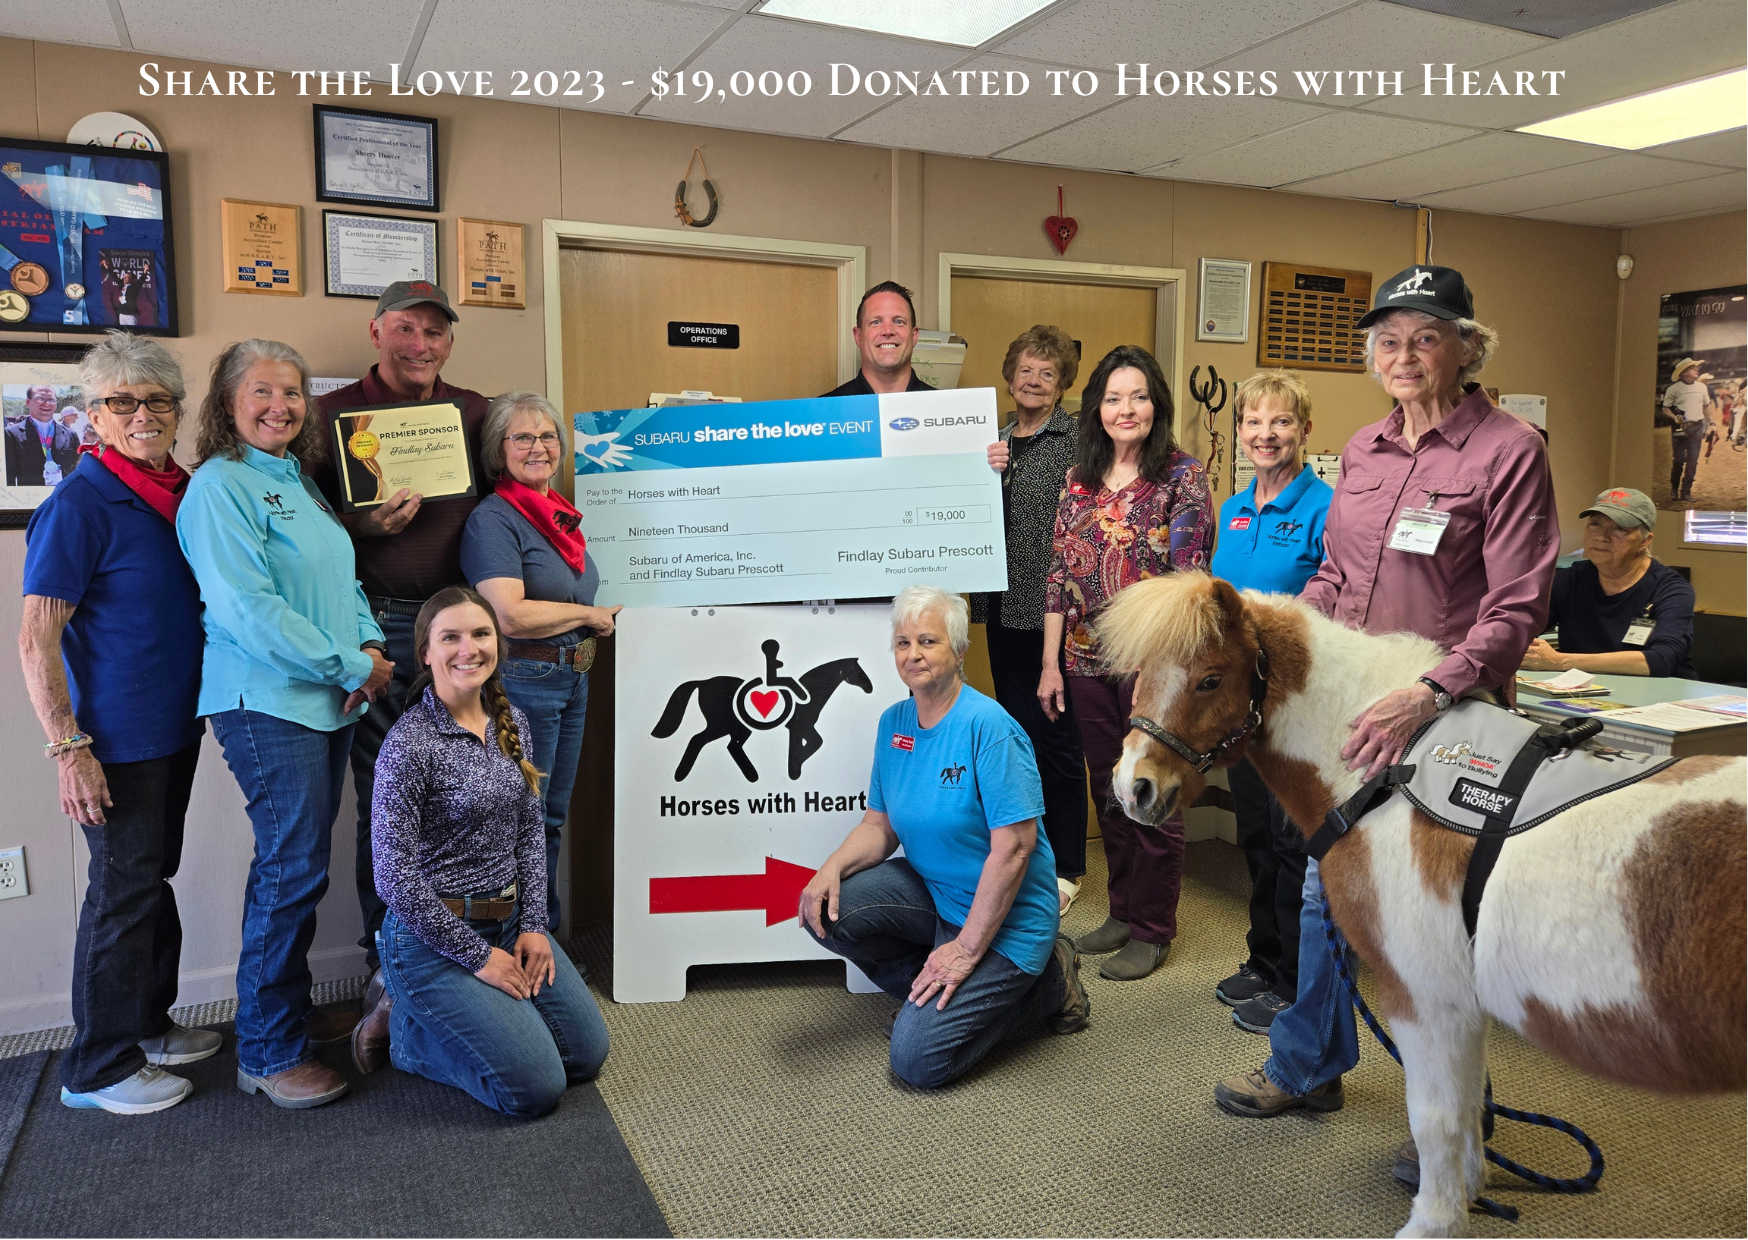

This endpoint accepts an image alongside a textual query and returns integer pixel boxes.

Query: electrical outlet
[0,846,28,900]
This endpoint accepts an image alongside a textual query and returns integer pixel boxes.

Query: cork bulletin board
[1258,262,1372,373]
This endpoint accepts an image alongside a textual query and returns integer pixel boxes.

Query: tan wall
[1615,211,1747,614]
[0,32,1735,1030]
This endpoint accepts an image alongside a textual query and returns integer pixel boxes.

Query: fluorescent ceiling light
[757,0,1055,47]
[1517,69,1747,150]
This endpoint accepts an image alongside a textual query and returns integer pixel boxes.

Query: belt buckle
[571,636,597,673]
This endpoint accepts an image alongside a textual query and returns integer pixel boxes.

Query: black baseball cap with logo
[374,279,458,322]
[1356,264,1474,329]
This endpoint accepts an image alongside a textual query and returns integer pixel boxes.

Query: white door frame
[936,252,1186,420]
[542,220,867,408]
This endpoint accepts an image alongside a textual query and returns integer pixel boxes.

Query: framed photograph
[456,218,526,309]
[1654,284,1745,520]
[221,199,301,296]
[313,105,439,212]
[1,347,91,527]
[1197,257,1252,344]
[324,210,438,300]
[0,135,179,336]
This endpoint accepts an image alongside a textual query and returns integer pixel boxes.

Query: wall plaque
[1258,262,1373,373]
[221,199,301,296]
[668,321,740,348]
[456,217,525,309]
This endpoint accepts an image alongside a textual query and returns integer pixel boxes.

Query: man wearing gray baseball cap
[310,280,492,975]
[1521,486,1697,679]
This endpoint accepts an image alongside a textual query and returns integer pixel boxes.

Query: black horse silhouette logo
[651,638,873,781]
[940,763,967,787]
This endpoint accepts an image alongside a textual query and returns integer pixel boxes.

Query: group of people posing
[22,265,1698,1138]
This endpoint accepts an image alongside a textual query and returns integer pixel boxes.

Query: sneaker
[1215,965,1271,1007]
[61,1065,192,1114]
[138,1025,222,1066]
[1214,1067,1344,1118]
[1049,933,1090,1033]
[1232,991,1291,1034]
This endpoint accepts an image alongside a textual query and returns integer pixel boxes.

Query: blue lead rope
[1319,894,1606,1222]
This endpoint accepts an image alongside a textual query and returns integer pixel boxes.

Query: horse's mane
[1095,573,1227,674]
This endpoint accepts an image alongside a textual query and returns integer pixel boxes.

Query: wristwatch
[1417,676,1453,712]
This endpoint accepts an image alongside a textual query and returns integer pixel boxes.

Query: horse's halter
[1126,640,1271,775]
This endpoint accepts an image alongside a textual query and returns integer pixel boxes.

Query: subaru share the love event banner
[573,388,1006,606]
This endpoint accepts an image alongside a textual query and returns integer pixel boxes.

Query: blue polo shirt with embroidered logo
[1210,467,1333,596]
[867,685,1055,973]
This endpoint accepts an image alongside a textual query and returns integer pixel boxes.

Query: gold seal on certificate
[330,400,476,511]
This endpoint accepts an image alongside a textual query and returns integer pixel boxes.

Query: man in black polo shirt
[822,281,936,397]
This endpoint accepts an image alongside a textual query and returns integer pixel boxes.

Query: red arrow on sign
[649,856,818,927]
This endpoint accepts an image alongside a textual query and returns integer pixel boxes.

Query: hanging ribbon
[674,148,719,228]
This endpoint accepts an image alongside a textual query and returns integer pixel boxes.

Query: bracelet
[45,732,94,758]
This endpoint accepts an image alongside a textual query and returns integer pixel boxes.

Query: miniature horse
[1095,573,1745,1238]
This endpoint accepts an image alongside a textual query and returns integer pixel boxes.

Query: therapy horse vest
[1305,699,1677,937]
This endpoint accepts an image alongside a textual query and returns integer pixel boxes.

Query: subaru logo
[888,417,919,431]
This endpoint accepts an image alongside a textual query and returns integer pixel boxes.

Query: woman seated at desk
[1522,487,1696,679]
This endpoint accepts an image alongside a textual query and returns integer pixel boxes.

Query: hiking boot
[1215,964,1271,1007]
[1099,938,1167,980]
[61,1065,192,1115]
[1049,933,1090,1033]
[237,1060,349,1110]
[138,1025,222,1066]
[1232,991,1291,1034]
[1215,1068,1344,1118]
[1075,916,1130,954]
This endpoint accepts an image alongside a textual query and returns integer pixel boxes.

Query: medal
[64,282,86,300]
[9,262,49,296]
[0,290,29,322]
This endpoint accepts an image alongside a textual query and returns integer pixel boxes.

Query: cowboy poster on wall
[1654,285,1745,513]
[613,605,904,1002]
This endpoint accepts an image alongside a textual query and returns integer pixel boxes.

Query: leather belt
[508,636,597,672]
[367,595,426,619]
[439,884,518,921]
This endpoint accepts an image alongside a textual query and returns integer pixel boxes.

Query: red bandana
[94,446,189,523]
[494,477,588,574]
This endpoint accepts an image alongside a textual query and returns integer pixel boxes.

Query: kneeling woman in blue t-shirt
[800,586,1089,1088]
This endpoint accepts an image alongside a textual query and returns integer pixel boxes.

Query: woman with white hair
[798,586,1089,1089]
[461,391,621,932]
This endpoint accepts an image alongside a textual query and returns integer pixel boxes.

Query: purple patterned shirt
[370,686,547,971]
[1044,449,1214,675]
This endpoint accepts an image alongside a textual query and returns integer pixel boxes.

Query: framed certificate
[313,105,439,212]
[221,199,301,296]
[323,210,438,300]
[456,218,526,309]
[1197,258,1252,344]
[331,400,476,511]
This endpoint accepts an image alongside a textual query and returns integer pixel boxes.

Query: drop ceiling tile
[639,15,961,138]
[1517,171,1746,225]
[835,54,1108,156]
[1418,152,1721,213]
[1359,0,1747,129]
[1213,1,1545,108]
[0,0,118,47]
[1146,109,1479,189]
[1283,131,1607,200]
[414,0,729,115]
[1641,127,1747,169]
[1000,93,1327,172]
[993,0,1349,74]
[120,0,425,81]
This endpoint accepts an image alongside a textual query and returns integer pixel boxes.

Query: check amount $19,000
[573,389,1009,607]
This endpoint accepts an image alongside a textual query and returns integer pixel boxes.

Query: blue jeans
[210,710,354,1078]
[1261,857,1359,1095]
[803,858,1065,1089]
[379,908,609,1117]
[499,656,591,931]
[349,610,418,967]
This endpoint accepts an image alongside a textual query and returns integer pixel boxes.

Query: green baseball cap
[374,279,458,322]
[1579,487,1657,531]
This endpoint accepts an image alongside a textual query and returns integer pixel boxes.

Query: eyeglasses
[505,432,561,451]
[95,394,178,415]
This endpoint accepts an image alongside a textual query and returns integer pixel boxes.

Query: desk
[1517,673,1746,758]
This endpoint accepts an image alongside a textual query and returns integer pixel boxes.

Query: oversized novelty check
[573,388,1006,606]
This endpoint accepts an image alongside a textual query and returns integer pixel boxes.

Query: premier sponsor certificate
[574,388,1006,606]
[331,400,476,510]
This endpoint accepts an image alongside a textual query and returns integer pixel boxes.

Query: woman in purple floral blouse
[1042,345,1212,981]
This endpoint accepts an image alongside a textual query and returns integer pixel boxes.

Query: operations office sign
[668,320,739,348]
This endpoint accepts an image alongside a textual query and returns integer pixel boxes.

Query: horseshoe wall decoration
[675,147,719,228]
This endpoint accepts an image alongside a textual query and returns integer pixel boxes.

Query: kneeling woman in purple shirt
[354,585,609,1117]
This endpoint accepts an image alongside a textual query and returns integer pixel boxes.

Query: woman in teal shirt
[176,339,390,1111]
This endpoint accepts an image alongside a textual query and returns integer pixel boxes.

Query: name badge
[1623,614,1654,647]
[891,733,915,751]
[1228,516,1251,530]
[1388,507,1450,556]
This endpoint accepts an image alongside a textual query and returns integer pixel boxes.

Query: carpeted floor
[0,1020,667,1239]
[575,839,1747,1238]
[0,1052,46,1185]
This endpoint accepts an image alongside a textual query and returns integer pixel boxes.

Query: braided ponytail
[411,584,544,794]
[485,674,543,794]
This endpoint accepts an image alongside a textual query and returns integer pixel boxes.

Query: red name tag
[1229,516,1251,530]
[891,733,914,751]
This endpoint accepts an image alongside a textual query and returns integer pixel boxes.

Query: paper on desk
[1606,703,1741,732]
[1671,694,1748,719]
[1544,668,1595,690]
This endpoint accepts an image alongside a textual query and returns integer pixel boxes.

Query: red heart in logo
[750,690,780,718]
[1045,215,1078,255]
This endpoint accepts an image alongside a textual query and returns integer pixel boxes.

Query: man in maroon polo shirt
[311,280,490,973]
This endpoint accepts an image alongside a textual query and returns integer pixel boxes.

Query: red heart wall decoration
[1045,185,1077,255]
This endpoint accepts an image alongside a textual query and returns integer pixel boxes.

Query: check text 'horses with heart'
[1095,573,1745,1238]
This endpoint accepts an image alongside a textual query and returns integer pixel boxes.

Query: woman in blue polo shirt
[177,339,391,1112]
[20,334,210,1115]
[1207,370,1332,1036]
